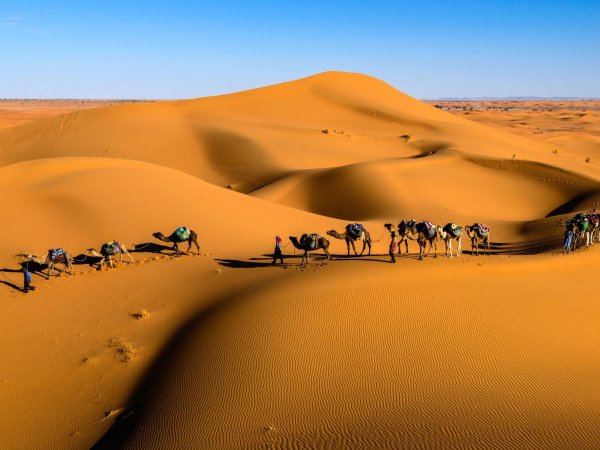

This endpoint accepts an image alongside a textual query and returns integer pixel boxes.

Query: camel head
[326,230,336,237]
[152,232,161,239]
[384,223,394,232]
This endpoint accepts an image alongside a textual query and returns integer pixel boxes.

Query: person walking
[272,236,284,264]
[23,263,36,293]
[384,224,398,263]
[563,228,573,254]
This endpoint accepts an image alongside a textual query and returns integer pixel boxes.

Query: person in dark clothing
[23,263,36,293]
[272,236,284,264]
[384,223,398,263]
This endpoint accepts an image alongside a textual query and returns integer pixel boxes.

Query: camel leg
[346,240,351,256]
[124,248,134,263]
[46,262,53,279]
[457,238,461,256]
[448,240,452,258]
[193,238,200,255]
[323,247,331,261]
[173,242,180,256]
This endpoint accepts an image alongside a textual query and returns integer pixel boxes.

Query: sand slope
[1,72,599,449]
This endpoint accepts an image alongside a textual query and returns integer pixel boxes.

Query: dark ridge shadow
[546,191,600,217]
[91,277,280,449]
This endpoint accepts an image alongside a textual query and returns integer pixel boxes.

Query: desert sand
[1,72,600,449]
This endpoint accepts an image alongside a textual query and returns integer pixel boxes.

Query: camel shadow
[72,253,102,267]
[335,253,400,263]
[216,254,298,269]
[130,242,174,255]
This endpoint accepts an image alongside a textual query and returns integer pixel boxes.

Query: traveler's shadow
[217,254,298,269]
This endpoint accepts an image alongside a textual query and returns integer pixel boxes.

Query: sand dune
[1,72,600,449]
[94,255,600,449]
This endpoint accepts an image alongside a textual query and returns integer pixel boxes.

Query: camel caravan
[563,210,600,254]
[15,227,201,288]
[18,210,598,290]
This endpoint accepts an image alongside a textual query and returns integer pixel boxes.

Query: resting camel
[289,234,331,266]
[21,249,74,279]
[327,226,372,256]
[152,227,200,255]
[87,241,134,269]
[437,223,462,258]
[465,223,490,256]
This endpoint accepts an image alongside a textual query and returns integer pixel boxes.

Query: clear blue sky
[1,0,599,99]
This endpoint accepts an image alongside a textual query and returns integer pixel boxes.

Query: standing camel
[414,221,438,260]
[152,227,200,255]
[437,223,462,258]
[465,223,490,256]
[289,234,331,266]
[87,241,134,269]
[396,219,418,255]
[22,248,74,279]
[327,224,372,256]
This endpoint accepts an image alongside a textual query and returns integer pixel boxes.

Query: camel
[87,241,134,269]
[465,223,490,256]
[396,220,419,255]
[152,227,200,255]
[414,221,438,260]
[22,248,73,279]
[437,223,462,258]
[326,224,372,256]
[289,234,331,266]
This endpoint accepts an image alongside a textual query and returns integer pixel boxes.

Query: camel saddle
[475,224,489,235]
[175,227,191,242]
[101,241,122,256]
[444,223,462,238]
[420,221,436,238]
[399,219,417,233]
[346,223,365,239]
[48,248,65,261]
[300,233,319,250]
